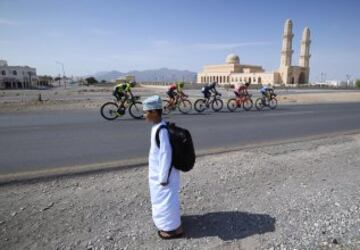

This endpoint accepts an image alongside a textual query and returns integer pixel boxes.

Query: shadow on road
[182,211,276,241]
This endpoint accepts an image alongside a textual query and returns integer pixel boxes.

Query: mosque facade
[197,19,311,85]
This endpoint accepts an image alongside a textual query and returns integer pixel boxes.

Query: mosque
[197,19,311,85]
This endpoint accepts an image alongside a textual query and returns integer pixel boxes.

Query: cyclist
[167,82,186,107]
[113,81,136,115]
[234,82,250,98]
[201,81,220,99]
[113,81,136,102]
[259,84,275,103]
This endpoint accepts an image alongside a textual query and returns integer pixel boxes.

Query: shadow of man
[182,211,276,241]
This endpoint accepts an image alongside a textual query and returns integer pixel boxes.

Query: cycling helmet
[179,82,185,88]
[245,82,250,87]
[129,81,136,87]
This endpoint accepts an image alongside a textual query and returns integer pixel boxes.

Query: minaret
[299,27,311,68]
[280,19,294,67]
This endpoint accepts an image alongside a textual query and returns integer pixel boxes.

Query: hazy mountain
[92,68,197,82]
[93,70,124,81]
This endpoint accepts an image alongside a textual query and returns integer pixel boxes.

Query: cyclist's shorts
[113,90,125,100]
[203,92,211,99]
[167,90,176,99]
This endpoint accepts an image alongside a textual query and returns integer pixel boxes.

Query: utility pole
[346,74,351,87]
[56,61,66,88]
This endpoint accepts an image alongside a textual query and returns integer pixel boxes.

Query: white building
[197,19,311,85]
[0,59,38,89]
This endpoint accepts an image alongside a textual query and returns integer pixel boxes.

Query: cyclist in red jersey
[167,82,185,107]
[234,82,250,98]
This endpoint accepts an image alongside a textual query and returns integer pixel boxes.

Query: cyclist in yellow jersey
[113,82,132,102]
[113,81,136,115]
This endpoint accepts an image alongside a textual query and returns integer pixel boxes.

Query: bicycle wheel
[100,102,119,120]
[243,98,253,111]
[178,99,192,114]
[194,99,207,113]
[129,101,143,119]
[269,98,278,110]
[211,98,223,112]
[227,98,238,112]
[162,100,172,115]
[255,98,264,111]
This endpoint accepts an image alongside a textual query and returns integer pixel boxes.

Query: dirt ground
[0,132,359,250]
[0,85,359,113]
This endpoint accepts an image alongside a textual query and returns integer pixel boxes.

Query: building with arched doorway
[197,19,311,85]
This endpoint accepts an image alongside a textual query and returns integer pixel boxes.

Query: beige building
[0,59,39,89]
[197,19,311,85]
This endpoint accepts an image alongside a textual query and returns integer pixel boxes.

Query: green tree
[85,77,98,85]
[356,79,360,88]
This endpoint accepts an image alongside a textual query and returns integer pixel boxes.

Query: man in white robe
[143,95,183,239]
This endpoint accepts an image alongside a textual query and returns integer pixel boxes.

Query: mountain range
[91,68,197,82]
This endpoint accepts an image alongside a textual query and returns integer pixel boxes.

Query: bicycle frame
[261,95,276,107]
[235,94,251,106]
[168,93,187,107]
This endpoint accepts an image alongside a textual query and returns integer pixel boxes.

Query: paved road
[1,103,360,175]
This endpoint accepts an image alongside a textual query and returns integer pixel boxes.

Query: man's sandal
[157,228,184,240]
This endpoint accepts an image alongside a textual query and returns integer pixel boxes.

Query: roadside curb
[1,128,360,186]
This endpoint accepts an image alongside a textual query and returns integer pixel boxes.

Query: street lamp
[55,61,66,88]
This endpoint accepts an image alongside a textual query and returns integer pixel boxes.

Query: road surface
[1,102,360,175]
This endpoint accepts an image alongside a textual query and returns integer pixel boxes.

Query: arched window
[258,77,262,84]
[227,76,229,83]
[13,70,17,76]
[1,70,5,76]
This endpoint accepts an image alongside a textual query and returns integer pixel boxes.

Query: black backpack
[156,122,195,172]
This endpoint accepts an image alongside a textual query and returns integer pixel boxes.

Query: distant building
[197,19,311,85]
[312,80,355,88]
[0,59,50,89]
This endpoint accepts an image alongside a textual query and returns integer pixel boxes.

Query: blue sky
[0,0,359,81]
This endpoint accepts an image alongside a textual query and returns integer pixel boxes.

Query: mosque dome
[225,54,240,64]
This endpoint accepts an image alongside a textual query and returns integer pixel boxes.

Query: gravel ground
[0,133,360,249]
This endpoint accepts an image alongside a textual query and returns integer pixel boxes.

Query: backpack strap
[155,123,173,184]
[155,124,168,148]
